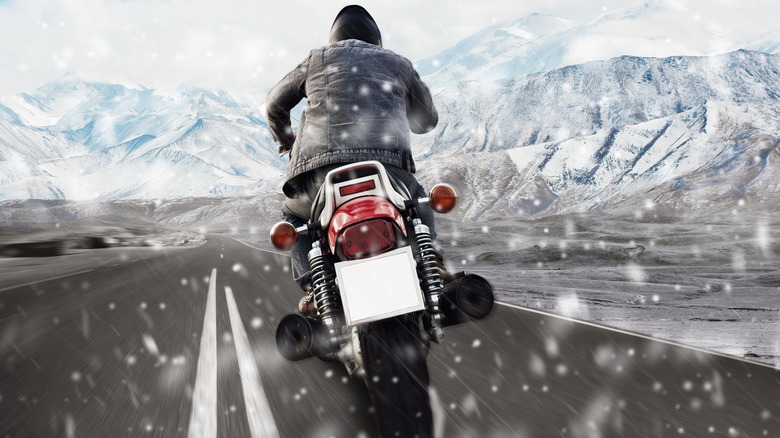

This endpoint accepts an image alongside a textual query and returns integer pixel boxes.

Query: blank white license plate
[334,246,425,327]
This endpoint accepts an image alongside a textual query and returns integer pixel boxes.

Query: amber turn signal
[429,183,457,214]
[270,221,299,251]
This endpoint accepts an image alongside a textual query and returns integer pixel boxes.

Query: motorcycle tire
[359,314,433,438]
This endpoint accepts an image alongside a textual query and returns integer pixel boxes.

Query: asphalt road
[1,236,778,437]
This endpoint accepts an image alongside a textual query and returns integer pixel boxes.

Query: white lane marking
[229,237,288,256]
[188,268,218,438]
[225,286,280,438]
[429,388,446,438]
[495,301,777,369]
[0,269,95,293]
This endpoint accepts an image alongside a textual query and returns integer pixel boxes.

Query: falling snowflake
[625,263,647,283]
[529,353,546,377]
[143,334,160,356]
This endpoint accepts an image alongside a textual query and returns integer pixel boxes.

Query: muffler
[276,314,316,361]
[440,273,495,327]
[276,313,338,361]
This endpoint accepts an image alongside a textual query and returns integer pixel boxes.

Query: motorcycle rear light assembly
[341,219,395,259]
[339,180,376,197]
[270,221,299,251]
[428,183,458,213]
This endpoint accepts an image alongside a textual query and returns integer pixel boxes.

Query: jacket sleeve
[265,54,310,153]
[405,62,438,134]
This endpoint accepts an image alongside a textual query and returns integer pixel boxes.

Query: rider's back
[266,39,437,198]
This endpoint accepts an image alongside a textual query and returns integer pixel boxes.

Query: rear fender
[327,197,407,254]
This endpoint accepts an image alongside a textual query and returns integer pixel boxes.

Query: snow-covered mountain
[2,50,778,219]
[417,1,780,88]
[415,13,576,87]
[0,74,284,200]
[415,50,780,218]
[1,1,778,222]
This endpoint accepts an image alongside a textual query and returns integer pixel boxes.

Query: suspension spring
[413,219,445,341]
[308,245,341,334]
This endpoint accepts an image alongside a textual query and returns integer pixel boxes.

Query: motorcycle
[270,161,494,437]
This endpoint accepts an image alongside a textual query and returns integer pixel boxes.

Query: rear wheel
[359,315,433,438]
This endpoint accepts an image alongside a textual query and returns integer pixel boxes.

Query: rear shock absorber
[308,244,342,341]
[413,218,445,342]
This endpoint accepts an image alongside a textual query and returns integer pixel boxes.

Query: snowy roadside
[434,213,780,367]
[0,224,204,258]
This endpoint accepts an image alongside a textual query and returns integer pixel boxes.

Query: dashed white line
[225,286,280,438]
[188,268,218,438]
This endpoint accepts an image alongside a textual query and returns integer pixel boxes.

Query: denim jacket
[265,40,438,198]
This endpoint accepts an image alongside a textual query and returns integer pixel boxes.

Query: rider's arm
[404,62,438,134]
[266,54,310,155]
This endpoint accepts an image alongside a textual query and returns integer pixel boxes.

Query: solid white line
[227,236,288,256]
[225,286,280,438]
[0,269,95,293]
[188,268,218,438]
[495,301,779,369]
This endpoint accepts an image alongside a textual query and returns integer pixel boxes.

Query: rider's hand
[278,134,295,156]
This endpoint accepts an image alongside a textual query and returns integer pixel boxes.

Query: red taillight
[341,219,395,259]
[339,180,376,197]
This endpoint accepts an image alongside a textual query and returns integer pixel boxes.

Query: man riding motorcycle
[264,5,444,437]
[265,4,441,308]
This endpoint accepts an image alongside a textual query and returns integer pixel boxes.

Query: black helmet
[329,5,382,47]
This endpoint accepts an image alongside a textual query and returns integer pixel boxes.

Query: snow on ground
[434,212,780,366]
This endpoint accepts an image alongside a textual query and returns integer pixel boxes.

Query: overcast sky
[0,0,776,102]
